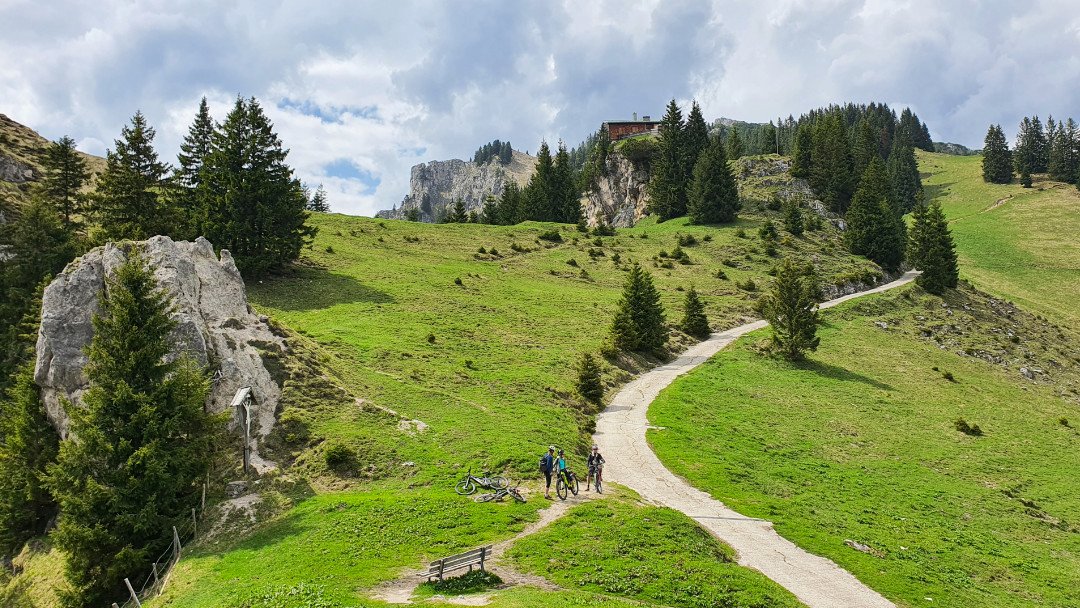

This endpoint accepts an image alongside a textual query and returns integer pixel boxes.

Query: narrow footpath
[594,270,919,608]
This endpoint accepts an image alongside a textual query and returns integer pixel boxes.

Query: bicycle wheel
[507,488,526,503]
[455,478,476,495]
[569,473,579,496]
[474,492,496,503]
[556,477,567,500]
[595,472,602,494]
[490,476,509,490]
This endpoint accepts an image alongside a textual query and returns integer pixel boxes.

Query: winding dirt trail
[594,270,920,608]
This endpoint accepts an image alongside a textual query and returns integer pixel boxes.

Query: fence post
[172,525,181,563]
[201,481,207,513]
[124,578,142,607]
[192,508,197,539]
[112,604,120,608]
[152,561,159,587]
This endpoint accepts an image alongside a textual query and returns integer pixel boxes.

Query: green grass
[920,150,1080,327]
[508,488,803,608]
[649,284,1080,607]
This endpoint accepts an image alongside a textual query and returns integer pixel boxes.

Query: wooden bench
[423,545,493,581]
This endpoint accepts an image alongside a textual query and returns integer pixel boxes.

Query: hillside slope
[0,113,106,213]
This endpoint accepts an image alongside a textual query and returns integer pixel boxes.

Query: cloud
[3,0,1079,215]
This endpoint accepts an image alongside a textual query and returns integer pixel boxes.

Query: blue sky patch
[323,158,381,194]
[278,98,379,124]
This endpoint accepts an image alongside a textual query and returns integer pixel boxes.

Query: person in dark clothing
[586,444,605,492]
[539,446,555,499]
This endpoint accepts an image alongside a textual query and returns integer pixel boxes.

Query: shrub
[738,278,757,291]
[758,219,779,242]
[576,353,604,405]
[324,442,357,472]
[703,234,713,242]
[619,136,659,164]
[488,248,500,256]
[714,269,728,280]
[954,418,983,436]
[566,258,579,267]
[538,229,563,243]
[677,233,698,247]
[942,370,956,382]
[478,246,487,254]
[588,248,605,258]
[510,241,526,252]
[593,222,616,236]
[325,245,335,253]
[427,333,436,344]
[1059,417,1070,427]
[735,228,747,239]
[420,570,502,596]
[592,237,604,246]
[612,252,622,264]
[454,277,463,286]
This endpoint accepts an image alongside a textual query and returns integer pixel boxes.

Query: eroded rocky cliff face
[34,236,283,471]
[582,152,652,228]
[376,150,536,222]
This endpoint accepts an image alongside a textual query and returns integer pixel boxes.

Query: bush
[593,222,616,236]
[714,269,728,280]
[427,333,436,344]
[942,370,956,382]
[703,234,713,242]
[324,442,357,472]
[566,258,579,267]
[538,229,563,243]
[954,418,983,437]
[454,277,463,286]
[677,233,698,247]
[325,245,335,253]
[420,570,502,596]
[618,136,659,164]
[735,228,747,239]
[576,353,604,405]
[738,278,757,291]
[478,246,487,254]
[510,241,526,252]
[489,248,500,256]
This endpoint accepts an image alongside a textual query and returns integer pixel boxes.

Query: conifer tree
[446,199,467,223]
[679,285,710,338]
[726,128,744,160]
[648,100,687,221]
[46,252,214,608]
[790,123,813,178]
[307,185,330,212]
[1048,118,1079,182]
[481,195,499,224]
[981,124,1013,184]
[887,128,923,214]
[524,141,554,221]
[757,258,820,361]
[809,112,853,213]
[783,199,804,236]
[759,121,778,155]
[173,97,214,238]
[684,101,710,176]
[851,118,879,184]
[1030,115,1049,173]
[909,202,959,294]
[844,157,906,271]
[40,136,89,228]
[687,135,739,224]
[552,141,580,223]
[93,111,171,240]
[497,182,525,225]
[200,97,315,275]
[575,353,604,405]
[610,264,666,353]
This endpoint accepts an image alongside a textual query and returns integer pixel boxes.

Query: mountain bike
[455,469,509,495]
[555,468,579,500]
[473,482,526,503]
[588,464,603,494]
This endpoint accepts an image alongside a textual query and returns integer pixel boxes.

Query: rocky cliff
[34,236,283,472]
[582,151,652,228]
[376,150,536,221]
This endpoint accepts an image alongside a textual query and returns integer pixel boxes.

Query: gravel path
[593,271,919,608]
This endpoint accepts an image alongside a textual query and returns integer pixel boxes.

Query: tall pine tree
[524,141,554,221]
[40,136,90,228]
[790,122,813,178]
[679,285,710,338]
[93,111,171,240]
[684,101,710,176]
[757,258,820,361]
[648,100,687,221]
[844,157,906,271]
[173,97,215,239]
[887,127,923,214]
[908,201,959,294]
[726,128,744,160]
[981,124,1013,184]
[809,112,854,213]
[552,140,580,223]
[687,135,739,224]
[610,264,666,353]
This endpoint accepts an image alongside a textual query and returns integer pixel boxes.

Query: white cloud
[3,0,1079,215]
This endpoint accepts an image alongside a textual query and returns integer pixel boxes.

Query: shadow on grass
[248,268,395,311]
[922,180,955,204]
[792,359,894,391]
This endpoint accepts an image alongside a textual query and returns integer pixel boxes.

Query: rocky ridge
[377,150,536,222]
[582,151,652,228]
[34,236,283,471]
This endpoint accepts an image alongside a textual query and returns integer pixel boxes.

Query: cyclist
[540,446,555,499]
[556,448,568,476]
[586,444,605,492]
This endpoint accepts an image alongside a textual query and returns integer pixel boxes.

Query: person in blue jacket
[539,446,555,499]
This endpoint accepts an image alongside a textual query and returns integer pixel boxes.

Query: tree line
[472,139,513,165]
[982,115,1080,187]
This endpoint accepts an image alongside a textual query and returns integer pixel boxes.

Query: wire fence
[111,483,209,608]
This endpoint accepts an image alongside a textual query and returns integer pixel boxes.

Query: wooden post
[479,546,486,571]
[152,562,159,587]
[172,525,181,562]
[201,481,207,512]
[124,578,142,607]
[192,508,197,539]
[112,604,120,608]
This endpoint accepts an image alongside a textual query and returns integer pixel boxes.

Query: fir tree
[39,136,89,228]
[790,123,812,178]
[1048,118,1079,182]
[783,199,804,236]
[844,157,906,271]
[851,118,879,184]
[93,111,171,240]
[679,285,710,338]
[552,141,580,223]
[981,124,1013,184]
[498,182,525,225]
[524,141,554,221]
[887,128,923,214]
[1030,115,1048,173]
[726,128,744,160]
[173,97,214,238]
[610,264,666,353]
[307,185,330,213]
[809,112,854,213]
[909,202,959,294]
[446,199,467,223]
[200,97,315,275]
[481,195,499,224]
[46,252,215,608]
[648,100,688,221]
[687,135,739,224]
[575,353,604,405]
[759,121,779,155]
[757,258,820,361]
[683,101,710,177]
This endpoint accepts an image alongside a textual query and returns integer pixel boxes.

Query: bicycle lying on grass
[455,469,509,495]
[473,482,526,503]
[556,467,579,500]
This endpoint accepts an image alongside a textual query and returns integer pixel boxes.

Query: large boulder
[34,236,283,471]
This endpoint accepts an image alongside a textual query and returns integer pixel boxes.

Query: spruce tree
[684,101,710,176]
[726,128,744,160]
[851,118,878,184]
[981,124,1013,184]
[809,112,854,213]
[679,285,710,338]
[200,97,315,275]
[845,157,906,271]
[783,199,804,236]
[790,123,813,178]
[481,195,499,224]
[552,141,580,223]
[887,128,923,214]
[40,136,89,228]
[909,201,959,294]
[757,258,820,361]
[1030,115,1049,173]
[687,135,739,224]
[93,111,171,240]
[759,121,778,155]
[46,252,214,608]
[575,353,604,405]
[498,182,525,225]
[446,200,467,223]
[524,141,554,221]
[173,97,214,238]
[610,264,666,353]
[647,100,687,221]
[307,185,330,213]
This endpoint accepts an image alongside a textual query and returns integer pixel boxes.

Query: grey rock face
[35,236,283,470]
[377,150,536,222]
[0,153,36,183]
[582,152,652,228]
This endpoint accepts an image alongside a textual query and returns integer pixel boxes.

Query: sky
[3,0,1079,216]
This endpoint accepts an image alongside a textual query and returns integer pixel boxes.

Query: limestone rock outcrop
[582,152,652,228]
[0,153,36,184]
[34,236,283,471]
[376,150,536,222]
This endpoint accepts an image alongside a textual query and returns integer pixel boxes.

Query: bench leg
[480,547,486,571]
